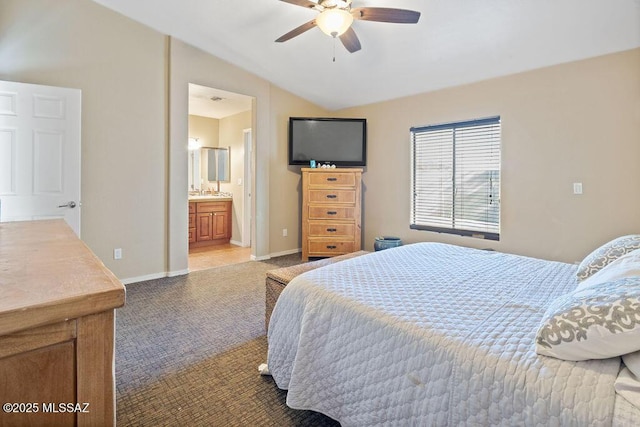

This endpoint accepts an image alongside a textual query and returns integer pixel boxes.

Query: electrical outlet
[282,228,288,237]
[114,248,122,260]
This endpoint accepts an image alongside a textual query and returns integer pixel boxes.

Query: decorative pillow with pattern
[536,277,640,361]
[576,249,640,291]
[576,235,640,282]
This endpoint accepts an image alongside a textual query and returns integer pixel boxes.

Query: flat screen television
[288,117,367,166]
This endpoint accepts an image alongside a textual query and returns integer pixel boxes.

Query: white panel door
[0,80,81,236]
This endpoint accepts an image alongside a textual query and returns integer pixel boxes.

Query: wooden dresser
[0,220,125,427]
[301,168,362,261]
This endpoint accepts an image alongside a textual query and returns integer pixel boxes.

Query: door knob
[58,201,77,208]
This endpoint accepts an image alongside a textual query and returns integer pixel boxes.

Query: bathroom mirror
[207,147,230,182]
[188,146,230,192]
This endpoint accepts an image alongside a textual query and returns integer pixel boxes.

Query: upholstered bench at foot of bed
[265,251,369,331]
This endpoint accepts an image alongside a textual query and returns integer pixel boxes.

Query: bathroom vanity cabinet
[188,198,232,247]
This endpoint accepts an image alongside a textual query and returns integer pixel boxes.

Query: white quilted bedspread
[267,243,625,426]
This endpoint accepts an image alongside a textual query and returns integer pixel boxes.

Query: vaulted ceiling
[92,0,640,111]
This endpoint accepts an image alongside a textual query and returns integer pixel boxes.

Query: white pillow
[616,351,640,410]
[624,351,640,378]
[576,249,640,291]
[535,277,640,361]
[576,235,640,282]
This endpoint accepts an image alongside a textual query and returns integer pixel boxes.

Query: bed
[267,241,640,426]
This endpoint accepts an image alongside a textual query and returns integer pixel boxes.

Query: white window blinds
[410,117,501,240]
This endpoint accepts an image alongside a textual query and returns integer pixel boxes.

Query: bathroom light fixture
[315,8,354,37]
[188,137,201,150]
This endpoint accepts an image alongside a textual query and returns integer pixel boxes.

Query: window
[410,116,501,240]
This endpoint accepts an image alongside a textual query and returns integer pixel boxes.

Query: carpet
[116,254,340,426]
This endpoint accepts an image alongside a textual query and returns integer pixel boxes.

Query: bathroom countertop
[188,195,232,202]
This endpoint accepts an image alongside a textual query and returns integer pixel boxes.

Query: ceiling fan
[275,0,421,53]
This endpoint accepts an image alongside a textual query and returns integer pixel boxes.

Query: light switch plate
[573,183,583,195]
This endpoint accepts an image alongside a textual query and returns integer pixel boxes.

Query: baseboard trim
[250,248,301,261]
[271,248,302,258]
[120,249,300,285]
[120,272,168,285]
[168,269,190,277]
[269,248,301,258]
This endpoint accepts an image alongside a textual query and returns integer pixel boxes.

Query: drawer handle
[326,194,337,199]
[326,228,337,232]
[327,177,337,181]
[327,211,337,215]
[327,245,337,249]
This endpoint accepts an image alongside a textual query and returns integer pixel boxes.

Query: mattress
[267,242,633,426]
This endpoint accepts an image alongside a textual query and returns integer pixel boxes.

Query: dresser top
[0,219,126,335]
[301,168,363,173]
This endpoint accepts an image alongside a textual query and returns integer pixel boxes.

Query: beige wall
[0,0,327,281]
[0,0,167,280]
[338,48,640,263]
[169,41,330,266]
[188,114,220,149]
[268,86,330,255]
[168,39,273,270]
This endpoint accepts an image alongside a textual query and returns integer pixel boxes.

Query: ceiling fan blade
[339,27,361,53]
[351,7,421,24]
[279,0,319,9]
[275,19,317,42]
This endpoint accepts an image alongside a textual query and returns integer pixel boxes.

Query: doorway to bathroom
[187,83,254,271]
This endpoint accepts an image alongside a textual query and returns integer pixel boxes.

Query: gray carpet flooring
[116,254,340,426]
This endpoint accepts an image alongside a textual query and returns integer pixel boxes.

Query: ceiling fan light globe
[316,8,353,37]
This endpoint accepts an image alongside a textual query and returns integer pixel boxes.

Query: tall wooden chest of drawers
[301,168,362,261]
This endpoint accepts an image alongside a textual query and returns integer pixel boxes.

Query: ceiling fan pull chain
[332,36,336,62]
